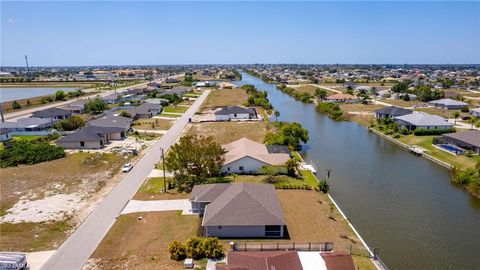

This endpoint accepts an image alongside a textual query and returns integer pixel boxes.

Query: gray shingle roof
[442,130,480,148]
[375,106,413,117]
[214,106,256,115]
[1,117,52,129]
[56,126,105,142]
[197,183,286,227]
[395,112,453,127]
[88,115,131,130]
[31,107,71,118]
[429,98,468,106]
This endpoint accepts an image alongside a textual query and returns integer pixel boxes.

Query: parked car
[122,163,133,172]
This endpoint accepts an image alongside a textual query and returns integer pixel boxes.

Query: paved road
[41,90,210,270]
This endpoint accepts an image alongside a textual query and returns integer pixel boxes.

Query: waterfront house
[216,251,356,270]
[428,98,468,110]
[436,130,480,154]
[326,93,358,103]
[190,183,286,238]
[374,106,413,119]
[221,138,291,174]
[470,107,480,117]
[61,99,87,115]
[31,107,72,122]
[214,106,257,121]
[394,112,453,131]
[1,117,53,133]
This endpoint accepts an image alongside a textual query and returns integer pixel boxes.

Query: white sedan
[122,163,133,173]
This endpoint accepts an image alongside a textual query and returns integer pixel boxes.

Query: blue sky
[1,1,479,66]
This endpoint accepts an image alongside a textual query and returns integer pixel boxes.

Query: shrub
[53,115,85,131]
[460,106,469,113]
[263,175,279,184]
[202,237,224,259]
[55,90,66,101]
[41,96,54,104]
[316,102,344,120]
[0,141,65,168]
[318,180,330,193]
[185,237,204,260]
[11,100,21,110]
[413,128,456,136]
[168,240,187,261]
[119,111,132,118]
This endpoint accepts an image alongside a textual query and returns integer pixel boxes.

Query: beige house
[217,82,238,89]
[222,138,291,174]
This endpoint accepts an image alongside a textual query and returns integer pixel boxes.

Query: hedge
[0,140,65,167]
[413,128,456,136]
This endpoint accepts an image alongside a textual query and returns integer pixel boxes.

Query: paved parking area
[121,199,193,215]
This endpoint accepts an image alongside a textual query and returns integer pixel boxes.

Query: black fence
[233,242,334,252]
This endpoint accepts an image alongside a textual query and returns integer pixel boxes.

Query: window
[265,225,281,237]
[227,167,230,171]
[239,166,244,171]
[80,141,85,147]
[218,226,222,229]
[234,113,237,117]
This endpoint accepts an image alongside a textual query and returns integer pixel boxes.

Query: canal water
[0,87,79,102]
[237,71,480,270]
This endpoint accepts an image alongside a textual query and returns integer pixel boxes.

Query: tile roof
[200,183,286,227]
[321,252,356,270]
[223,138,290,166]
[217,251,302,270]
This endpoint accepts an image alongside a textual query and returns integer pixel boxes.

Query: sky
[1,1,479,66]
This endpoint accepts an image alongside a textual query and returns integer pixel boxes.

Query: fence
[233,242,334,252]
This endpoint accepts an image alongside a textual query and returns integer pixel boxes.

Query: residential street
[41,90,210,270]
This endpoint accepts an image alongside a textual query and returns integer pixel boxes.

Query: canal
[237,71,480,270]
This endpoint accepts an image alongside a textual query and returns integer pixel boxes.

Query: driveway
[121,199,192,215]
[41,90,210,270]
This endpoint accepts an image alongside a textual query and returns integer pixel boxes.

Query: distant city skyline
[1,1,479,66]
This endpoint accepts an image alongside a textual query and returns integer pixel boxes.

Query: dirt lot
[0,152,131,251]
[277,190,374,268]
[132,118,174,130]
[89,211,200,270]
[187,121,275,144]
[201,89,250,110]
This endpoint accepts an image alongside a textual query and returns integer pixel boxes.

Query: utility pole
[0,106,4,123]
[161,148,167,192]
[24,55,30,79]
[326,168,332,181]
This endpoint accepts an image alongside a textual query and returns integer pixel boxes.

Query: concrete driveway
[121,199,192,215]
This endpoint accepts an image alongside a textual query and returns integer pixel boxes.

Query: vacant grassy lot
[132,118,173,130]
[290,84,337,96]
[277,190,374,269]
[340,104,385,113]
[158,113,181,118]
[415,107,469,119]
[91,211,200,270]
[398,135,477,169]
[0,220,72,252]
[133,177,189,201]
[163,106,188,113]
[382,99,419,108]
[345,114,376,127]
[234,174,314,188]
[0,152,128,250]
[201,89,250,109]
[188,122,275,144]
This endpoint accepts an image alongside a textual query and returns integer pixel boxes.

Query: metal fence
[233,242,334,252]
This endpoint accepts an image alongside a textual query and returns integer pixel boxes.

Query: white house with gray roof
[214,106,257,121]
[428,98,468,110]
[1,117,53,133]
[190,183,286,238]
[221,138,291,174]
[394,112,453,131]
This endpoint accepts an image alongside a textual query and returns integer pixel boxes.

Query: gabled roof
[223,138,290,166]
[321,252,356,270]
[375,106,413,116]
[217,251,302,270]
[1,117,52,129]
[215,106,256,115]
[201,183,285,226]
[31,107,71,118]
[56,126,105,142]
[395,112,453,127]
[442,130,480,148]
[429,98,468,106]
[88,115,131,130]
[190,183,231,203]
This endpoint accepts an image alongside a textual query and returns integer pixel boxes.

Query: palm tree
[452,111,460,125]
[274,111,280,122]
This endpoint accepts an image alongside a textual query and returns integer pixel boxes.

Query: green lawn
[163,106,188,113]
[300,170,319,186]
[12,135,43,141]
[158,113,181,118]
[398,135,478,169]
[233,174,314,188]
[139,177,172,194]
[184,93,201,98]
